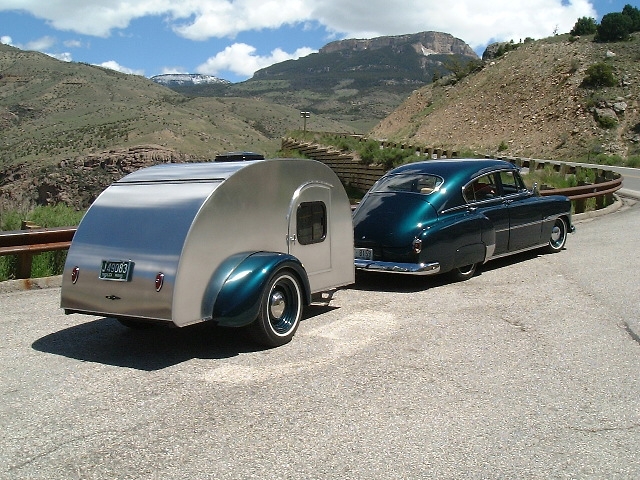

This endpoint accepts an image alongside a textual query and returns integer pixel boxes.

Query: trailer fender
[211,252,310,327]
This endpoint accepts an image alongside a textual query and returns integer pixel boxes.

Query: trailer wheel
[250,269,303,347]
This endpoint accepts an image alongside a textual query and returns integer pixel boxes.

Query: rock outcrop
[0,145,192,210]
[320,31,478,58]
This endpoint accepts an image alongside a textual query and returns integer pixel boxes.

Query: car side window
[371,173,443,194]
[297,201,327,245]
[464,174,498,203]
[498,170,524,195]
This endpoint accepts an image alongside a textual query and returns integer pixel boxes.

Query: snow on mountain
[151,74,231,86]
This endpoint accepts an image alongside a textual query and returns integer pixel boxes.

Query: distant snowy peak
[151,74,231,86]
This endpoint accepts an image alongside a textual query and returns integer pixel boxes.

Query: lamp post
[300,111,310,134]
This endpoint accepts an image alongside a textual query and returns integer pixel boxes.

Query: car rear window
[371,173,443,195]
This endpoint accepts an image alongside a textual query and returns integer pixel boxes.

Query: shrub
[442,56,484,81]
[625,155,640,168]
[596,12,633,42]
[495,41,519,58]
[570,16,598,36]
[622,4,640,32]
[581,62,617,88]
[596,115,618,129]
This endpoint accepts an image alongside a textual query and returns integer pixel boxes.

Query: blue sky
[0,0,633,83]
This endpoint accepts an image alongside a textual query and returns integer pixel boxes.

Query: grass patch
[0,204,85,281]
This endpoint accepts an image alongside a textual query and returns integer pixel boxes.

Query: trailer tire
[250,269,303,347]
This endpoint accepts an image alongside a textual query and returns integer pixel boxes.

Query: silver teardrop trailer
[60,158,355,347]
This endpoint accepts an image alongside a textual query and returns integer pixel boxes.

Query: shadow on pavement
[349,250,542,293]
[32,304,337,371]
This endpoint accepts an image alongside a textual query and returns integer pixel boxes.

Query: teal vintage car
[353,158,575,280]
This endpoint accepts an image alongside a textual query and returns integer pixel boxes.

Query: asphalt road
[1,199,640,479]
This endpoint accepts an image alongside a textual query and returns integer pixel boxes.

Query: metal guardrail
[0,175,625,280]
[539,176,622,212]
[0,226,75,279]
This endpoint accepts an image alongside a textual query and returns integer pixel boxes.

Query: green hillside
[0,43,353,169]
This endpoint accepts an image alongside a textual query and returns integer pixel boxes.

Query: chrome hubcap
[551,225,561,243]
[269,290,286,319]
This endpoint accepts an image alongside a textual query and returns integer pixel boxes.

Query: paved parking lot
[1,200,639,479]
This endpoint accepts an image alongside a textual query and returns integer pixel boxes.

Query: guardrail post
[16,221,40,279]
[575,182,587,214]
[595,175,606,210]
[604,171,615,206]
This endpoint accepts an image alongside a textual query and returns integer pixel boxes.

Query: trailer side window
[297,201,327,245]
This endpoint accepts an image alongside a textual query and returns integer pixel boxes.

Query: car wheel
[450,263,477,281]
[546,217,567,253]
[250,269,303,347]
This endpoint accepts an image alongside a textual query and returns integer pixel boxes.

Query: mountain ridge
[168,31,480,132]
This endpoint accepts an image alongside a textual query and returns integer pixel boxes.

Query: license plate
[354,248,373,261]
[99,260,134,281]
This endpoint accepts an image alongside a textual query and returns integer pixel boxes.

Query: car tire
[449,263,477,281]
[546,217,567,253]
[249,269,303,347]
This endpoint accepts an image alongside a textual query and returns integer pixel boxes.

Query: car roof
[382,158,519,212]
[389,158,516,179]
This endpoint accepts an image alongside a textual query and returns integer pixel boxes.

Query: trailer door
[288,183,332,276]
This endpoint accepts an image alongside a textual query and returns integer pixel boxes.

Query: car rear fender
[210,252,310,328]
[422,209,493,271]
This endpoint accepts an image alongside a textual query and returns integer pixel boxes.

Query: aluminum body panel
[61,159,355,327]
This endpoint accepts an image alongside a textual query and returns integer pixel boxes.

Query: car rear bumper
[354,259,441,275]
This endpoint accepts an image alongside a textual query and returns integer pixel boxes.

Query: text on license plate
[99,260,134,281]
[354,248,373,261]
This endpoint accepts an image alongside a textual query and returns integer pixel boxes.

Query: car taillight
[155,272,164,292]
[71,266,79,284]
[412,238,423,254]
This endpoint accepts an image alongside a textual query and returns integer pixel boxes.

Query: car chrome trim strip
[487,242,549,260]
[509,220,544,230]
[354,259,441,275]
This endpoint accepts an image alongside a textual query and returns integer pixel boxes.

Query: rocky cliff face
[0,145,191,211]
[320,31,478,58]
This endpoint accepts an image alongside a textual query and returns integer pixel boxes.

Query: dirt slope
[371,34,640,162]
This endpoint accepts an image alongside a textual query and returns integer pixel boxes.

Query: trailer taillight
[71,266,79,284]
[155,272,164,292]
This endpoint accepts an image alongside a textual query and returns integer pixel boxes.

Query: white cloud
[63,39,83,48]
[171,0,313,40]
[96,60,144,76]
[161,66,189,74]
[24,35,57,51]
[196,43,315,78]
[1,35,13,45]
[47,51,73,62]
[0,1,599,49]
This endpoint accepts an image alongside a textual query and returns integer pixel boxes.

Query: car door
[463,173,510,257]
[287,183,332,279]
[497,170,543,251]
